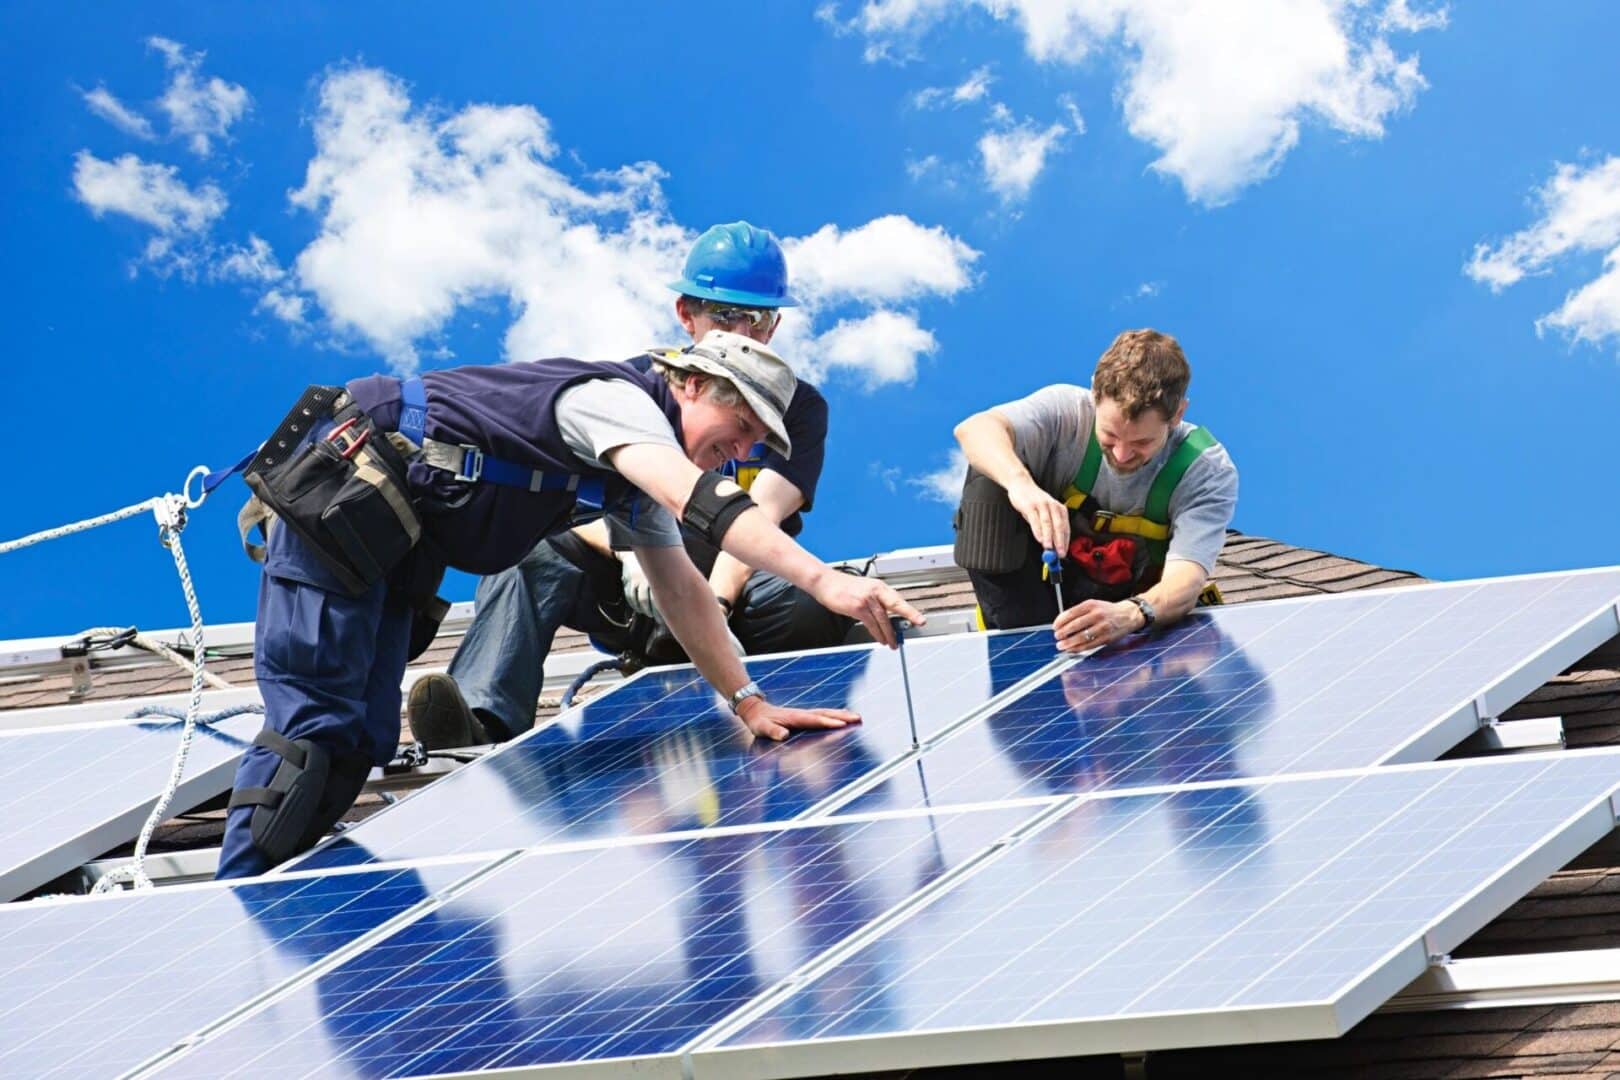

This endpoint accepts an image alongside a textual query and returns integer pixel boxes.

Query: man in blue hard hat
[407,222,851,750]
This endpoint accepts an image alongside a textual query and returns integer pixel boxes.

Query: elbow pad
[681,471,757,547]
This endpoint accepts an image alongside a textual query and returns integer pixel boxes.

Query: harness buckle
[1092,509,1117,532]
[454,445,484,483]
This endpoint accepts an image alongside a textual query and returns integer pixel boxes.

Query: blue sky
[4,2,1619,640]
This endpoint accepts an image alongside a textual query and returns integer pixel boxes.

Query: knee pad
[229,730,333,867]
[952,467,1030,575]
[301,751,374,850]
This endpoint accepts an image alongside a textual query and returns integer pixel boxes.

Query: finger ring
[1083,630,1094,641]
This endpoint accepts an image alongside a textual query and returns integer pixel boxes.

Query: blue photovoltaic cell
[0,859,489,1079]
[866,571,1620,811]
[714,751,1620,1066]
[292,630,1057,870]
[158,804,1039,1078]
[0,713,261,898]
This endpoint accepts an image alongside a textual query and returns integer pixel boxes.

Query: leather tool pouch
[244,386,422,598]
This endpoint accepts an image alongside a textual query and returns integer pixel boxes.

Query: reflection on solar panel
[0,859,491,1078]
[0,713,261,899]
[155,805,1041,1078]
[844,569,1620,812]
[291,629,1060,871]
[696,750,1620,1077]
[6,569,1617,1080]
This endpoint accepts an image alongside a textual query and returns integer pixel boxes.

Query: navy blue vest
[347,359,684,574]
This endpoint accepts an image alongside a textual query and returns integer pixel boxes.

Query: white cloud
[1467,156,1620,349]
[839,0,1444,205]
[785,214,979,306]
[790,309,939,388]
[274,68,981,381]
[72,151,228,276]
[147,36,250,156]
[911,447,968,503]
[72,151,225,234]
[913,65,995,109]
[83,86,156,140]
[979,116,1068,201]
[214,234,283,283]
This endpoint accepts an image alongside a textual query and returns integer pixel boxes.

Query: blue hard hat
[669,221,799,308]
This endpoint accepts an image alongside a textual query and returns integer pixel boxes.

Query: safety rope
[71,626,236,691]
[91,492,217,893]
[0,467,230,895]
[0,499,167,557]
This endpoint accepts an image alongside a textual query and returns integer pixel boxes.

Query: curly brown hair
[1091,329,1190,421]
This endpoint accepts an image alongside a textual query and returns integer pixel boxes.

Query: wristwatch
[1126,595,1157,631]
[728,680,766,713]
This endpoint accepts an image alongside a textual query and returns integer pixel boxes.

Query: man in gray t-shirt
[952,328,1237,652]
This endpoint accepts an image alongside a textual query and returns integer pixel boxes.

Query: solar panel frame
[807,569,1620,817]
[0,711,262,900]
[685,749,1620,1080]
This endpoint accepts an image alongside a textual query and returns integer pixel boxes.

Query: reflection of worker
[953,329,1237,652]
[986,617,1271,796]
[229,869,520,1078]
[218,326,922,880]
[411,223,852,752]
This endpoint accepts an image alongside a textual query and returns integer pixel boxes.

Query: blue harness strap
[399,376,428,446]
[397,376,605,506]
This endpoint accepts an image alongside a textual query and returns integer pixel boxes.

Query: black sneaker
[406,674,490,750]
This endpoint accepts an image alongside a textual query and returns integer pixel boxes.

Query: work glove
[620,552,658,618]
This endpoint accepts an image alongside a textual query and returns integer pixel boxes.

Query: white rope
[94,496,213,893]
[0,498,161,556]
[73,626,235,691]
[0,474,231,893]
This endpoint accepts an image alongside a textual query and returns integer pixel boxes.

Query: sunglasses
[700,302,779,331]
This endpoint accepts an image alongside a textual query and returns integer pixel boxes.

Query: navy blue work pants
[216,523,413,880]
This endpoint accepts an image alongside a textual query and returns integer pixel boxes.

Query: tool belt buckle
[325,417,370,460]
[1092,510,1117,532]
[454,445,484,483]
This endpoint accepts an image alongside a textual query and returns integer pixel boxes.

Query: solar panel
[829,569,1620,813]
[0,712,262,900]
[0,858,496,1079]
[290,629,1061,871]
[150,804,1044,1078]
[693,750,1620,1077]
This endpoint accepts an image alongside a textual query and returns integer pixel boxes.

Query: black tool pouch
[244,386,422,598]
[953,467,1031,574]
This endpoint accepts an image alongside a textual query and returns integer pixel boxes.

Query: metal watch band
[728,680,765,711]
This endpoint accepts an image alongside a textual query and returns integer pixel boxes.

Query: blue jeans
[449,536,616,739]
[449,537,855,738]
[217,524,413,880]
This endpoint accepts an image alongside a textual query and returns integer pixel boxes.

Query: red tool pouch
[1069,534,1139,586]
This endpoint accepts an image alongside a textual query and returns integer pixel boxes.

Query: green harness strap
[1067,423,1217,564]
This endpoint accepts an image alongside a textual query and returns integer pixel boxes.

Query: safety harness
[399,377,605,506]
[1062,424,1217,570]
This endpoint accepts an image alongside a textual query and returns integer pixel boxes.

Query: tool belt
[241,385,423,599]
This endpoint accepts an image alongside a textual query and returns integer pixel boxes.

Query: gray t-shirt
[992,384,1238,573]
[554,380,685,548]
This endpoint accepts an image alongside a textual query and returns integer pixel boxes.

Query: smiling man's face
[674,375,769,470]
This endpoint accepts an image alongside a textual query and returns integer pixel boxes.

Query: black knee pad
[229,730,332,867]
[301,751,373,850]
